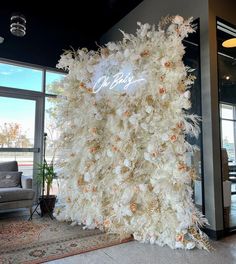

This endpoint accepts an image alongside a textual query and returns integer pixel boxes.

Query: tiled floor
[45,236,236,264]
[44,195,236,264]
[2,209,236,264]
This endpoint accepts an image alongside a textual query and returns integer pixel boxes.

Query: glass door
[0,92,44,197]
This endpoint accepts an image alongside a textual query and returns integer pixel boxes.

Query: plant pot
[39,195,56,216]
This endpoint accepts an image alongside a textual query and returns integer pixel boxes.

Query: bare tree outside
[0,122,32,148]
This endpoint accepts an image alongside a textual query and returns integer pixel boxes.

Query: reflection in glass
[217,19,236,229]
[44,97,60,195]
[46,71,65,94]
[183,19,203,213]
[44,97,59,160]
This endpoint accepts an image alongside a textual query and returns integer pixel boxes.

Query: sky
[0,97,35,142]
[0,63,42,91]
[0,62,64,143]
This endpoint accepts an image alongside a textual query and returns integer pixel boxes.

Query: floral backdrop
[53,15,210,250]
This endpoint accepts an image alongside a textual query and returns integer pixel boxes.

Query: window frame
[0,58,65,198]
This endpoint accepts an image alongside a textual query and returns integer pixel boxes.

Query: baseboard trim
[203,227,225,240]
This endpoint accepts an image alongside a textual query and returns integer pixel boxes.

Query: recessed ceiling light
[222,38,236,48]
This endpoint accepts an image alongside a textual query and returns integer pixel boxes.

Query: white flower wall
[53,16,210,250]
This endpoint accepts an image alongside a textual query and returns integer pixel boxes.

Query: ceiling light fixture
[10,13,26,37]
[222,38,236,48]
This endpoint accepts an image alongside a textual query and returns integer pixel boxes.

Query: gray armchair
[0,161,35,214]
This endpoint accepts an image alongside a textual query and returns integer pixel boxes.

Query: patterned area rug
[0,216,132,264]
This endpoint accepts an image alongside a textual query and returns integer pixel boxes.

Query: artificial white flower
[144,152,151,161]
[173,15,184,25]
[107,149,113,157]
[87,65,94,73]
[184,90,191,98]
[84,172,91,182]
[139,184,147,192]
[121,190,133,204]
[145,105,153,113]
[116,108,123,116]
[150,236,156,244]
[95,113,103,120]
[129,115,138,125]
[140,122,148,130]
[147,144,154,152]
[186,242,195,249]
[54,16,209,251]
[124,159,131,168]
[114,166,121,175]
[161,134,169,141]
[124,49,130,58]
[94,153,101,160]
[107,42,117,51]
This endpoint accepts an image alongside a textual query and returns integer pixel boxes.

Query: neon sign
[93,72,145,93]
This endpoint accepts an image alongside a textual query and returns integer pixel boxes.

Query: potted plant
[37,160,57,216]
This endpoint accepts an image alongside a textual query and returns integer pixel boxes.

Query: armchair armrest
[21,175,33,189]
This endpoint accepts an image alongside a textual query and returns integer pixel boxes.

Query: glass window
[0,62,43,91]
[44,97,60,195]
[183,19,203,213]
[44,97,59,160]
[0,152,34,177]
[218,19,236,230]
[0,97,35,147]
[0,63,63,197]
[221,119,235,161]
[221,104,233,119]
[220,104,236,162]
[45,71,65,94]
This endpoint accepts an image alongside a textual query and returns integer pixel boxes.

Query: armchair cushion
[0,161,18,171]
[0,187,35,203]
[0,171,22,188]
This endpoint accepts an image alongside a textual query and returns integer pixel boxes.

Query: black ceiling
[0,0,143,68]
